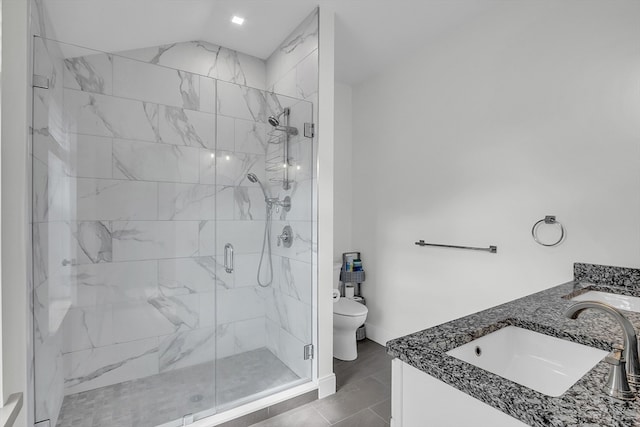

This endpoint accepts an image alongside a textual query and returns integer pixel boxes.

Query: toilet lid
[334,298,368,317]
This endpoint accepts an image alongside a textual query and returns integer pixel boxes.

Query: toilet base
[334,330,358,361]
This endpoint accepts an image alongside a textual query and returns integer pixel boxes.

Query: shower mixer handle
[277,226,293,248]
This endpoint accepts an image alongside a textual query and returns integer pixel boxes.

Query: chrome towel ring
[532,215,565,247]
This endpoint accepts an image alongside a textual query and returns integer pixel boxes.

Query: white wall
[1,1,29,426]
[352,0,640,344]
[317,6,336,399]
[333,83,353,261]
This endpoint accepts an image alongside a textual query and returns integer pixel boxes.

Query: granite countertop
[386,263,640,427]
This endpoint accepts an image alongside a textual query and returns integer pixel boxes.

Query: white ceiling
[42,0,499,85]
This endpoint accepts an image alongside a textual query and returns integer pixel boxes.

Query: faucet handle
[605,345,624,366]
[277,225,293,248]
[604,344,636,401]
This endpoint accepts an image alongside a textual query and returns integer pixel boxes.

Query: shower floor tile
[55,348,300,427]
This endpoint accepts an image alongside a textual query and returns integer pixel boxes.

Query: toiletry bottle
[345,256,353,272]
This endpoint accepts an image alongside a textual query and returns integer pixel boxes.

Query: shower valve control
[277,225,293,248]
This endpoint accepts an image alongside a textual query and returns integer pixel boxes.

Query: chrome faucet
[602,344,635,400]
[565,301,640,397]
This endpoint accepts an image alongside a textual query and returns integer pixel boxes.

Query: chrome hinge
[35,420,51,427]
[304,122,315,138]
[33,74,50,89]
[182,413,194,426]
[304,344,314,360]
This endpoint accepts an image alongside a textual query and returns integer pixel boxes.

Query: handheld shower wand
[246,173,273,287]
[247,173,270,201]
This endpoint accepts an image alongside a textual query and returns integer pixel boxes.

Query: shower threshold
[55,347,300,427]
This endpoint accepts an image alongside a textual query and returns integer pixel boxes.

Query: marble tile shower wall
[33,41,226,403]
[33,35,314,410]
[215,75,315,379]
[263,9,319,379]
[117,40,267,90]
[111,40,317,384]
[32,13,317,426]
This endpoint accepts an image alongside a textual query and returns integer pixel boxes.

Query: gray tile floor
[250,339,392,427]
[56,348,300,427]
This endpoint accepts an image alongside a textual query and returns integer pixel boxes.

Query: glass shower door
[32,37,218,427]
[32,35,315,427]
[32,36,76,427]
[214,81,314,410]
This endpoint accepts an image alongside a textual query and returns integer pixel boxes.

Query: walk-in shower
[31,33,316,427]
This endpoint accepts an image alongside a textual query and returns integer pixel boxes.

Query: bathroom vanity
[387,263,640,426]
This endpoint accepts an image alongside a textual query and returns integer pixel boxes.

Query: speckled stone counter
[386,263,640,427]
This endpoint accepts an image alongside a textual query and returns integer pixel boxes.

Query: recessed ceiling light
[231,16,245,25]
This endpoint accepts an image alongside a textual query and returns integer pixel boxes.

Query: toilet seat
[334,298,368,317]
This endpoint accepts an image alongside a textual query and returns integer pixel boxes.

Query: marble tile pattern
[33,11,318,423]
[56,348,300,427]
[386,263,640,427]
[210,72,314,371]
[33,38,225,407]
[117,40,267,90]
[263,8,319,380]
[266,9,319,97]
[209,58,315,378]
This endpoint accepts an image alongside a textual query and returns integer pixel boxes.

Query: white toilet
[333,264,368,361]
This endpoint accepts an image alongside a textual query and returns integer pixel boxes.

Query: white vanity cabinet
[390,359,529,427]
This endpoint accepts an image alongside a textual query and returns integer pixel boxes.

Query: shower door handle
[224,243,234,273]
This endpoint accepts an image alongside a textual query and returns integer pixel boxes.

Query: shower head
[246,172,270,201]
[267,108,298,135]
[268,107,291,128]
[268,115,280,127]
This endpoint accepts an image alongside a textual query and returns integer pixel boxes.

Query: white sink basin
[446,326,607,397]
[571,290,640,313]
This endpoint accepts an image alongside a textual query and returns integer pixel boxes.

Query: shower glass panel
[213,82,314,413]
[32,37,314,427]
